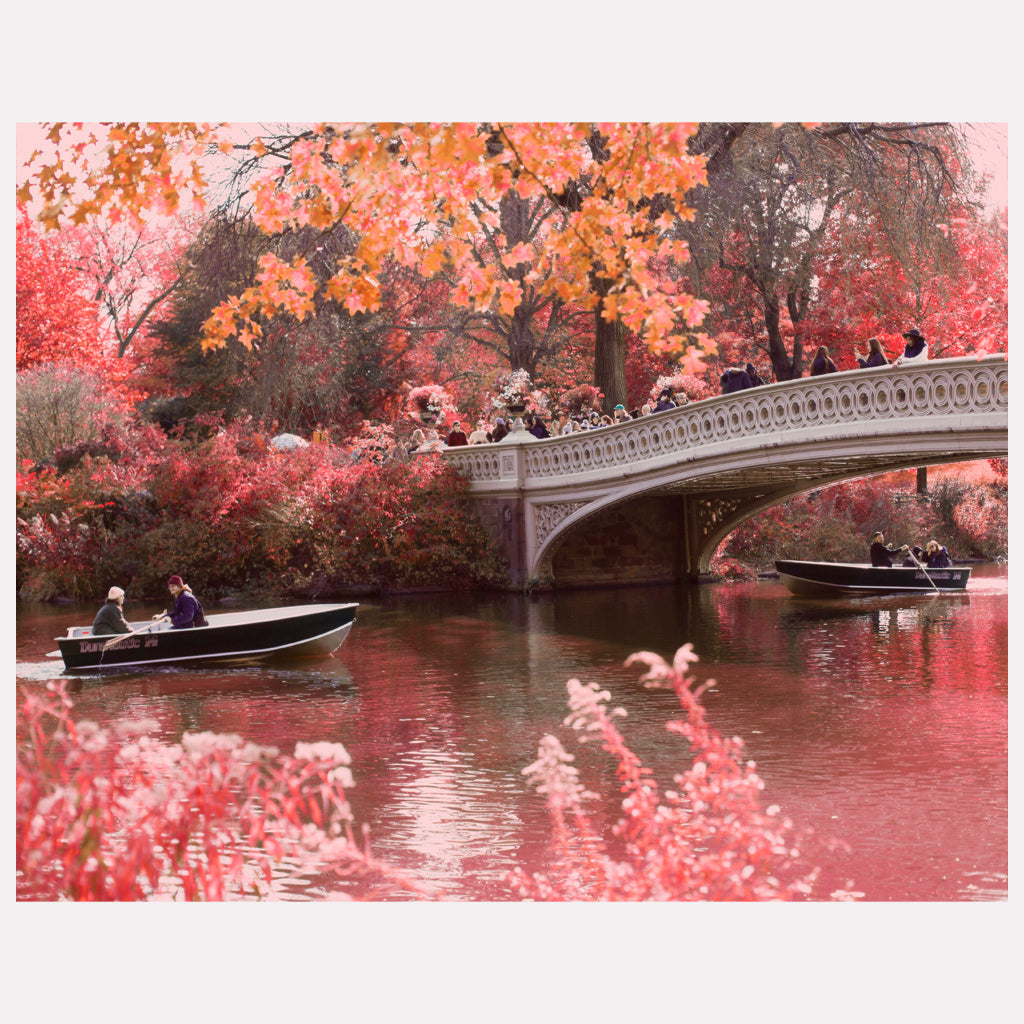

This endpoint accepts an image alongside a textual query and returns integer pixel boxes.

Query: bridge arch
[444,356,1008,586]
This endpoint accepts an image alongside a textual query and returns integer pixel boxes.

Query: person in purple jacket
[153,575,207,629]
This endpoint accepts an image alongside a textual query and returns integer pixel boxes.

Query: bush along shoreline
[16,418,1006,604]
[16,420,509,605]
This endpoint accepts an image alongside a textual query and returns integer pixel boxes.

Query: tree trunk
[916,467,928,494]
[593,298,627,412]
[763,292,797,380]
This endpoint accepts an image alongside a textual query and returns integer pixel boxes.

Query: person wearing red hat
[153,575,207,629]
[92,586,132,635]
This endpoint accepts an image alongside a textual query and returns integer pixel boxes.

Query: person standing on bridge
[855,337,890,368]
[810,346,839,376]
[893,328,929,366]
[720,367,753,394]
[870,532,908,567]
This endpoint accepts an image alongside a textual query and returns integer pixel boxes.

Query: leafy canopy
[21,123,714,364]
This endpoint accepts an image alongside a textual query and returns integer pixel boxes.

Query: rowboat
[55,603,357,672]
[775,560,971,598]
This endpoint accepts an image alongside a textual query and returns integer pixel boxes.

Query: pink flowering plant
[16,681,431,901]
[650,373,713,405]
[495,370,536,409]
[405,384,453,425]
[17,643,863,901]
[508,644,857,901]
[558,383,604,417]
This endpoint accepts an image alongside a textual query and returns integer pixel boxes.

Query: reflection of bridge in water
[443,356,1009,587]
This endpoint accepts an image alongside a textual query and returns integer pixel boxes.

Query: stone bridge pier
[443,357,1009,589]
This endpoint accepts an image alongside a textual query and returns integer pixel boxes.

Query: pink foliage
[405,384,455,425]
[16,681,431,901]
[508,645,856,901]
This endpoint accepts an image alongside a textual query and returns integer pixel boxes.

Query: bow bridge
[443,356,1008,588]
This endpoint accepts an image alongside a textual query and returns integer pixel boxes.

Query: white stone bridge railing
[444,356,1008,491]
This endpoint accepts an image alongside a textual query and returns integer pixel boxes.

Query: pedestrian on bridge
[810,346,839,376]
[856,338,890,368]
[720,367,753,393]
[893,328,929,366]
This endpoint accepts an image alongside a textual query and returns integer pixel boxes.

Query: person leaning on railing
[855,338,890,368]
[892,327,929,367]
[810,346,839,376]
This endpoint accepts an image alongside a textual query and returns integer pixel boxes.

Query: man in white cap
[92,586,132,635]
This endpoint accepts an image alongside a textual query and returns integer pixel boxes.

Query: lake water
[15,565,1008,902]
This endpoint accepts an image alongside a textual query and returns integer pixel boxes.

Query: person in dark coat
[810,346,839,376]
[445,421,468,446]
[653,388,677,411]
[894,327,928,365]
[745,363,766,387]
[92,586,131,635]
[153,575,206,629]
[903,544,925,567]
[924,540,951,568]
[491,417,509,443]
[870,531,908,567]
[855,337,889,369]
[720,368,753,394]
[527,415,550,439]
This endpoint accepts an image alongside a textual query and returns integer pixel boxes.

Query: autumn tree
[16,206,100,370]
[71,216,193,357]
[146,209,464,433]
[20,124,713,399]
[681,122,979,379]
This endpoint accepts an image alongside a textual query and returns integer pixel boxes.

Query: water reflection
[16,566,1007,902]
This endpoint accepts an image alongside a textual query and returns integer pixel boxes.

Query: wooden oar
[103,620,163,650]
[906,548,940,594]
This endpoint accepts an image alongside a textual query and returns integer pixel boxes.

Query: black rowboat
[775,560,971,598]
[55,603,357,672]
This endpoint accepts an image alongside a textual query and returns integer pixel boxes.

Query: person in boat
[153,575,207,629]
[903,544,925,566]
[870,531,909,567]
[92,586,131,635]
[855,337,889,369]
[924,539,952,568]
[810,346,839,376]
[893,327,928,366]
